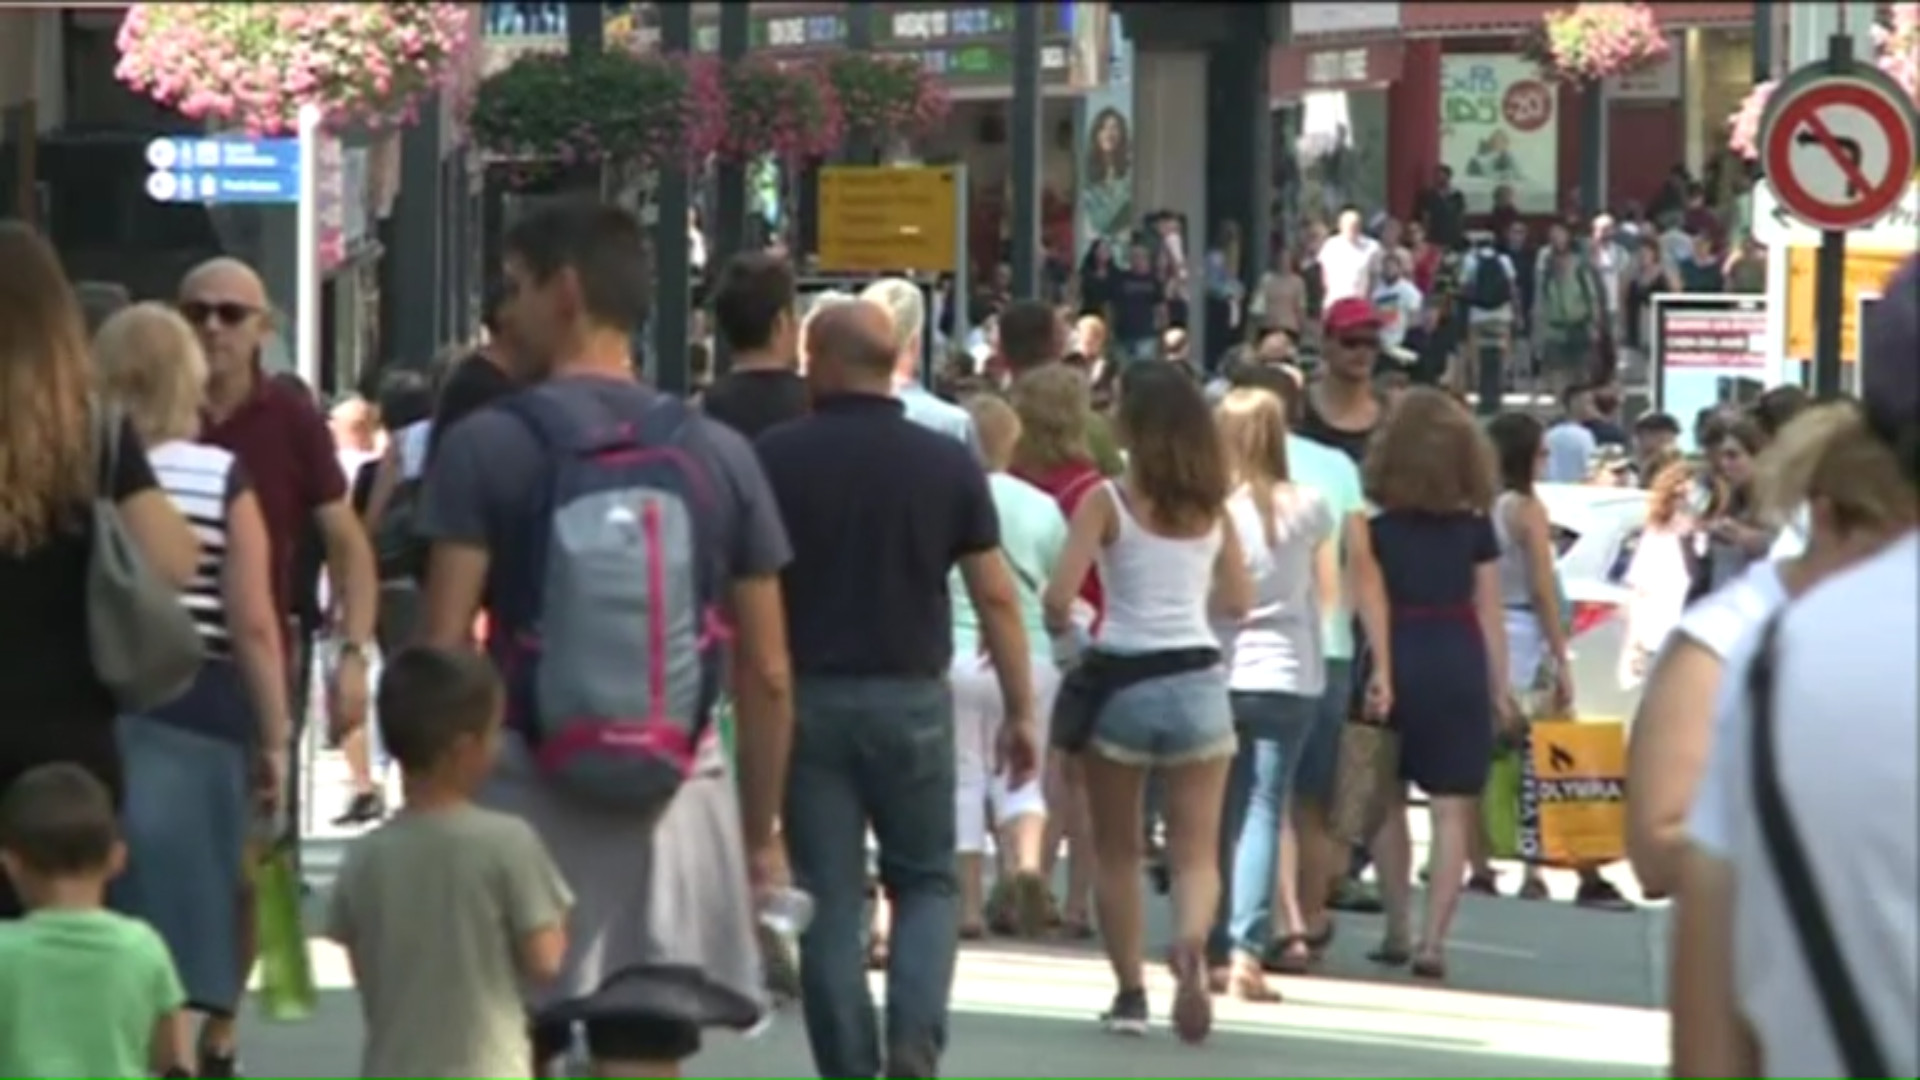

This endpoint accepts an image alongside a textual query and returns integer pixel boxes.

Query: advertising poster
[1075,17,1133,263]
[1439,55,1559,215]
[1651,294,1772,450]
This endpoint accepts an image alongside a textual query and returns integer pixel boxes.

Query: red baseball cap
[1322,296,1382,339]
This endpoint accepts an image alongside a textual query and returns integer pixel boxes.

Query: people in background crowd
[1544,384,1601,484]
[94,303,292,1050]
[1317,207,1381,308]
[1457,234,1520,400]
[1111,243,1166,364]
[1042,362,1250,1043]
[0,222,200,926]
[949,394,1065,940]
[1671,262,1918,1077]
[1414,165,1467,252]
[1371,252,1424,356]
[760,299,1034,1079]
[864,277,980,457]
[1357,389,1505,981]
[1253,238,1307,342]
[416,200,790,1079]
[1533,225,1607,400]
[1079,239,1119,324]
[703,252,807,441]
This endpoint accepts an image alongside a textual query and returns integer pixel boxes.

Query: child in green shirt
[0,763,189,1078]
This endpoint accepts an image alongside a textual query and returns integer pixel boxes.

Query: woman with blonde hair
[94,302,292,1048]
[949,394,1069,939]
[1009,363,1105,935]
[0,223,199,920]
[1043,362,1252,1042]
[1206,387,1387,999]
[1629,403,1916,901]
[1358,388,1509,979]
[1620,458,1703,688]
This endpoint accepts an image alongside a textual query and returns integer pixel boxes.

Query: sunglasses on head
[179,300,258,327]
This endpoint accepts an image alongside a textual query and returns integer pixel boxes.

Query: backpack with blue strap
[489,385,731,816]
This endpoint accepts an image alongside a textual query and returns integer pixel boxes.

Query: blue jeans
[784,677,957,1078]
[1208,691,1320,961]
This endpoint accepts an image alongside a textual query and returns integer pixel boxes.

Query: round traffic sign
[1760,65,1918,233]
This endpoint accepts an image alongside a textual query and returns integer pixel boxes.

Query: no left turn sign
[1760,62,1920,233]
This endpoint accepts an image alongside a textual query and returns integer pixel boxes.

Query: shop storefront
[318,136,386,396]
[1266,4,1404,229]
[1393,1,1754,225]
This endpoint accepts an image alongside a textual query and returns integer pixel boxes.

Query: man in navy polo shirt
[178,257,379,1076]
[757,301,1038,1080]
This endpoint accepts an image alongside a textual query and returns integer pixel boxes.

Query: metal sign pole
[1812,33,1853,398]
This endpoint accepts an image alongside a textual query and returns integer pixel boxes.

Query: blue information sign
[144,136,302,205]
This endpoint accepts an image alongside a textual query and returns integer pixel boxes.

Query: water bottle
[749,887,815,1036]
[251,836,317,1022]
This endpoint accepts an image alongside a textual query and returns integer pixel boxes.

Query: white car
[1534,483,1647,723]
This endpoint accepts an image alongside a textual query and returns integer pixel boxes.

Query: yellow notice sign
[1786,248,1907,362]
[816,166,958,274]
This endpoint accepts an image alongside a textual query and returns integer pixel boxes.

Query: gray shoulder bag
[88,403,204,711]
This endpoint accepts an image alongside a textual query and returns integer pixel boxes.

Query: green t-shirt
[952,473,1069,660]
[0,908,184,1078]
[1286,434,1367,661]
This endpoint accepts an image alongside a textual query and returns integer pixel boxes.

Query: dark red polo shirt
[202,373,346,619]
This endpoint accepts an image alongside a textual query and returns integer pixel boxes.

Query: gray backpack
[88,404,204,710]
[491,388,728,815]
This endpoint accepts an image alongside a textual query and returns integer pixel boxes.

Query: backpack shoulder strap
[496,387,577,453]
[1746,614,1892,1079]
[91,399,122,494]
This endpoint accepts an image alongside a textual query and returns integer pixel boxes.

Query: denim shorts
[1091,667,1236,767]
[1292,658,1353,804]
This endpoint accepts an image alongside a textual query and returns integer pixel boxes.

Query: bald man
[756,298,1037,1080]
[177,259,380,933]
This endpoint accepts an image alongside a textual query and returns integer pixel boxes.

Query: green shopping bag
[1482,748,1524,860]
[252,839,317,1022]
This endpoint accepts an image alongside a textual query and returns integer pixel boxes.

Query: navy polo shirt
[757,393,999,679]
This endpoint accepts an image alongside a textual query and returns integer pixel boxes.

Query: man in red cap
[1297,296,1387,465]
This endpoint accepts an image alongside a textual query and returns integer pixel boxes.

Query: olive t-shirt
[327,804,572,1079]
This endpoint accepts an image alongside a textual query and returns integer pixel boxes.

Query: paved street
[262,743,1670,1077]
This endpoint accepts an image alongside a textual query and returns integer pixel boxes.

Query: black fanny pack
[1050,647,1221,753]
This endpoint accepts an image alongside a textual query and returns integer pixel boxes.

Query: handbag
[1049,647,1220,754]
[1747,616,1890,1078]
[87,403,204,711]
[1328,641,1400,845]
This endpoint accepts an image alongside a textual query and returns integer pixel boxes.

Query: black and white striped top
[150,440,245,659]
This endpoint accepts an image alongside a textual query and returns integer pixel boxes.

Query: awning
[1400,1,1753,36]
[1270,41,1405,101]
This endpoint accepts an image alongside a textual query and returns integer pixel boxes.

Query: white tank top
[1095,481,1224,653]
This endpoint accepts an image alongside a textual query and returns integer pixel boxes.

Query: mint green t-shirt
[0,908,184,1078]
[1286,434,1367,661]
[952,473,1069,661]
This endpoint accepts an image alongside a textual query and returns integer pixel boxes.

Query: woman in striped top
[94,303,290,1051]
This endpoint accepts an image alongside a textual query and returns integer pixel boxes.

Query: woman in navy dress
[1356,388,1516,979]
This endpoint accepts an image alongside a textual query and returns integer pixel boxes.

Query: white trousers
[951,654,1060,854]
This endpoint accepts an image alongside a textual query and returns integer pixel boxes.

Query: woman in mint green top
[950,395,1069,937]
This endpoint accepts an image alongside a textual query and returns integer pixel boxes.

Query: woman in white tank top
[1043,364,1252,1044]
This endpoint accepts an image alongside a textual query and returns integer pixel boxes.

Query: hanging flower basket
[114,3,475,135]
[823,52,952,148]
[717,56,844,164]
[1728,4,1920,158]
[1520,2,1670,84]
[470,49,724,186]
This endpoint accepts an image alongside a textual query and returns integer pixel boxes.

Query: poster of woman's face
[1086,108,1130,184]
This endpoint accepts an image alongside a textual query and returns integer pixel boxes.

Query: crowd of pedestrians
[0,196,1912,1080]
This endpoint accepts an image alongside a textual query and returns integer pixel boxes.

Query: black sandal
[1262,934,1314,975]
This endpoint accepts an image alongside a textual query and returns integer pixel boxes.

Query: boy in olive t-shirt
[328,647,572,1079]
[0,764,189,1079]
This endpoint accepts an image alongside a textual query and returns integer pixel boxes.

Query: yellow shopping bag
[1518,718,1628,867]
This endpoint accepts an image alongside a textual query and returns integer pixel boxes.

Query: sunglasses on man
[179,300,260,328]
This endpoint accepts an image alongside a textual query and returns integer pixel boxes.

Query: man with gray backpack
[415,200,796,1078]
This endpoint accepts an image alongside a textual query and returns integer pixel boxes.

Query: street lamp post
[654,2,694,395]
[1009,4,1043,299]
[712,3,752,375]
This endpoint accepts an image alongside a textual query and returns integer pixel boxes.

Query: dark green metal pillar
[711,3,751,374]
[654,3,693,394]
[1010,4,1044,299]
[389,103,446,366]
[1581,86,1603,218]
[566,2,603,57]
[845,3,877,164]
[1204,16,1272,360]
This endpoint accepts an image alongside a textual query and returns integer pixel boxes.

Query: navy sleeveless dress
[1365,510,1500,796]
